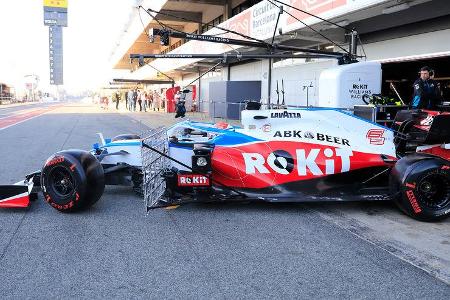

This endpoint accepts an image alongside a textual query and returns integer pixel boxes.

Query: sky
[0,0,136,94]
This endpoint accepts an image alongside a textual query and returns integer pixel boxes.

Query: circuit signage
[43,0,68,26]
[43,0,67,85]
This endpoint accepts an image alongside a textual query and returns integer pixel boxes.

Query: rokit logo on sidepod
[242,148,353,176]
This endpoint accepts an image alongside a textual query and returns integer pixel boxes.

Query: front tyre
[390,154,450,221]
[41,150,105,212]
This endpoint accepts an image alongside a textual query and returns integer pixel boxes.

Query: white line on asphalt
[0,105,61,132]
[0,110,36,120]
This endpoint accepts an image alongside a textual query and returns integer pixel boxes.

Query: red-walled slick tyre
[390,154,450,222]
[41,150,105,212]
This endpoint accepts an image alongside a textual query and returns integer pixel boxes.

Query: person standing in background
[132,89,138,112]
[147,91,155,110]
[114,91,120,110]
[124,90,128,110]
[127,89,133,111]
[156,90,159,111]
[411,66,441,109]
[174,90,186,118]
[137,90,143,112]
[143,91,148,112]
[160,90,166,111]
[151,90,157,111]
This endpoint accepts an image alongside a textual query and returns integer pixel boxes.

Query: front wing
[0,178,35,208]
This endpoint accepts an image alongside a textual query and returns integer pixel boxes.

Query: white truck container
[318,61,382,108]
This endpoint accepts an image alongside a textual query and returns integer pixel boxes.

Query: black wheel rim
[416,174,450,210]
[49,166,76,198]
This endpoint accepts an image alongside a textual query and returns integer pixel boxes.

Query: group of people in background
[111,89,165,112]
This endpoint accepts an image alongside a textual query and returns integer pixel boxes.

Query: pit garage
[381,54,450,107]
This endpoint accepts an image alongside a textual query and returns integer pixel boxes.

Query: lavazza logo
[242,148,353,176]
[270,111,302,118]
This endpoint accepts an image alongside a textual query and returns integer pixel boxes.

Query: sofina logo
[262,124,271,132]
[287,0,347,25]
[366,129,385,146]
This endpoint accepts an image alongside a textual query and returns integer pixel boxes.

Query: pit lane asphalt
[0,102,55,117]
[0,102,61,131]
[0,103,449,299]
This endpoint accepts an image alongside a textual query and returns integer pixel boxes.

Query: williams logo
[271,111,301,118]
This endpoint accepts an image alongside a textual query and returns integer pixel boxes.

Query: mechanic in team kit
[411,66,441,109]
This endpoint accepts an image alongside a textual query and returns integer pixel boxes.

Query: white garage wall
[270,60,338,106]
[360,29,450,61]
[229,60,264,81]
[225,59,340,106]
[179,73,199,88]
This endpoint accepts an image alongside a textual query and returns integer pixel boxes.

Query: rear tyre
[390,154,450,221]
[41,150,105,212]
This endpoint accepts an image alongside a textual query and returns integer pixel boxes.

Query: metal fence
[185,100,354,124]
[141,126,170,211]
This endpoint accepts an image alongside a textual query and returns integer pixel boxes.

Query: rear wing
[427,114,450,144]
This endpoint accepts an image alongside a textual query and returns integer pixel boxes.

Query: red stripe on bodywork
[0,195,30,208]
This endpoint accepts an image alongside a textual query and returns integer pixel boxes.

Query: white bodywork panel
[239,109,396,157]
[99,139,142,167]
[169,147,193,171]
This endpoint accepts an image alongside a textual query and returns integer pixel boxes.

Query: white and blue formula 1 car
[1,106,450,221]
